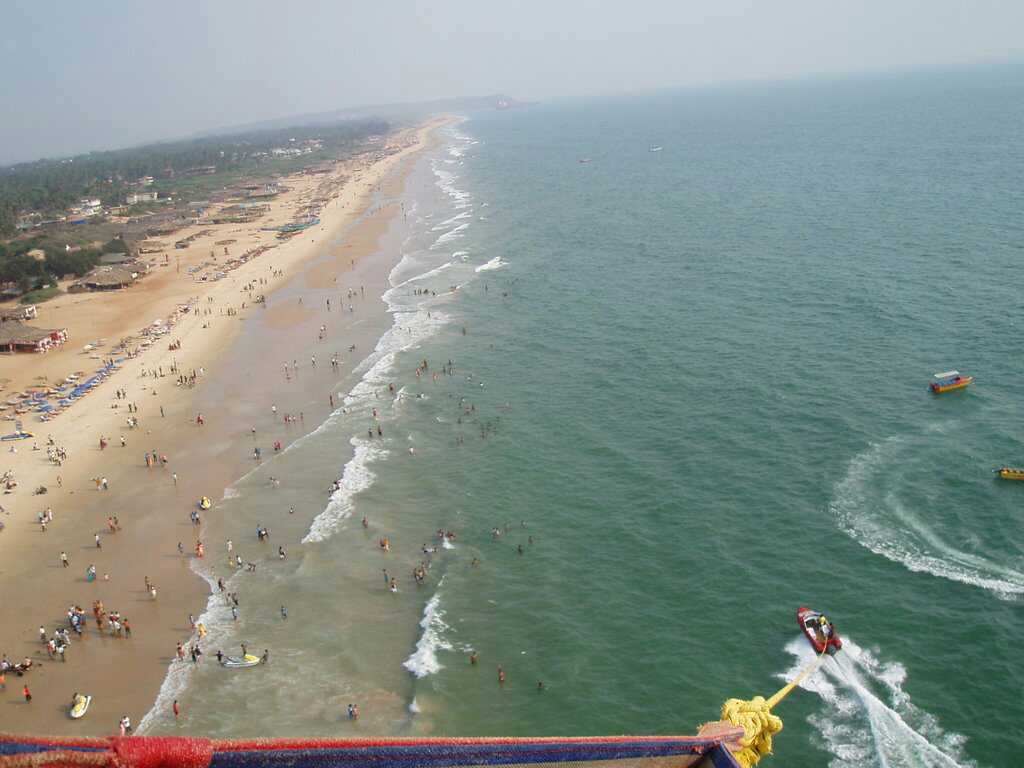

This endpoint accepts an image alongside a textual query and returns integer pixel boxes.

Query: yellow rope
[719,647,828,768]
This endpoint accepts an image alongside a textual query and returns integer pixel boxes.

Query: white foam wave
[475,256,507,273]
[137,563,239,733]
[779,637,973,767]
[392,262,453,291]
[403,588,452,678]
[430,223,470,249]
[303,438,388,543]
[830,438,1024,600]
[452,251,470,261]
[431,211,472,231]
[221,487,240,501]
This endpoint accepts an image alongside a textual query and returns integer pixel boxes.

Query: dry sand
[0,117,450,735]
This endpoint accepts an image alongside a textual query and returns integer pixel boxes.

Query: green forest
[0,237,128,295]
[0,118,389,236]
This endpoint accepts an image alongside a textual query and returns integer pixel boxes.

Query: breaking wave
[475,256,507,273]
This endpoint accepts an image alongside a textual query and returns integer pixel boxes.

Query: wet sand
[0,118,449,736]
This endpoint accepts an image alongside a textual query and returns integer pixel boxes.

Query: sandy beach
[0,117,449,735]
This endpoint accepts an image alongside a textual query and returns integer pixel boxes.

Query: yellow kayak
[995,467,1024,481]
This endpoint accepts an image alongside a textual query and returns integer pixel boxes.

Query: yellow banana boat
[995,467,1024,481]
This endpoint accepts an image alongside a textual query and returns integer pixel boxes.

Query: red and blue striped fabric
[0,733,743,768]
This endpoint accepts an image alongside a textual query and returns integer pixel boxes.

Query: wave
[475,256,507,273]
[431,211,472,231]
[403,588,452,678]
[303,438,388,543]
[779,637,973,767]
[829,437,1024,600]
[430,222,470,249]
[137,560,239,733]
[452,251,470,261]
[391,262,453,291]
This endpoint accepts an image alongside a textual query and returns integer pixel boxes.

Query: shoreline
[0,117,451,736]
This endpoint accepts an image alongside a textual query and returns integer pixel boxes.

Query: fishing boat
[797,607,842,655]
[221,654,262,669]
[69,693,91,719]
[995,467,1024,481]
[929,370,973,393]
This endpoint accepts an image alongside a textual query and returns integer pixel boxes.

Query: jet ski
[221,654,262,669]
[70,693,91,719]
[797,606,842,655]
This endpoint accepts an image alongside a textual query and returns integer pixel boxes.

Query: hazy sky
[2,0,1022,164]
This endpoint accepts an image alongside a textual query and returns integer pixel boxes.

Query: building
[126,190,159,205]
[72,198,102,217]
[0,320,68,353]
[68,265,139,292]
[98,252,136,266]
[0,305,38,321]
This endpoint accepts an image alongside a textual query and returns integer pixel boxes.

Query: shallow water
[146,64,1024,766]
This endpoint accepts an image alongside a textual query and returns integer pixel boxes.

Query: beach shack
[68,265,140,292]
[0,320,69,353]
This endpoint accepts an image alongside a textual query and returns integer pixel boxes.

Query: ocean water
[144,64,1024,767]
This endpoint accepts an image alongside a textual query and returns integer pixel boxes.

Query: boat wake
[829,437,1024,601]
[780,637,973,767]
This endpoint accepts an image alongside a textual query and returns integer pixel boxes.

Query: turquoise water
[150,64,1024,767]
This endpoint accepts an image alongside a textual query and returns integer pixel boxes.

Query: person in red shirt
[23,685,31,702]
[172,700,180,718]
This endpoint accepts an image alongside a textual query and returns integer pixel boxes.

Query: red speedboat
[797,606,842,655]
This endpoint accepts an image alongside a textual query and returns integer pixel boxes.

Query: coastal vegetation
[0,238,106,295]
[0,119,389,236]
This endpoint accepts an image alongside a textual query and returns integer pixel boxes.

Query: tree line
[0,238,127,294]
[0,118,390,235]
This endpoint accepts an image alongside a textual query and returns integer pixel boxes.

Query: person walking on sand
[23,685,31,702]
[61,551,69,568]
[173,699,180,718]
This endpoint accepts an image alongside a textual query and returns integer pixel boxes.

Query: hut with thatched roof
[0,320,68,353]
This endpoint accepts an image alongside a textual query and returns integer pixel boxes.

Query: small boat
[930,370,973,394]
[578,157,592,164]
[797,607,842,655]
[198,496,212,510]
[69,694,91,719]
[995,467,1024,481]
[649,145,663,152]
[221,654,262,669]
[0,430,33,442]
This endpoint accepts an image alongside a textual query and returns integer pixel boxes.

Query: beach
[0,116,449,735]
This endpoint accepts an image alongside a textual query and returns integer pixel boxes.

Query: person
[814,615,832,645]
[261,649,269,664]
[280,605,288,620]
[215,649,224,664]
[173,699,180,718]
[497,666,505,685]
[61,551,69,568]
[23,684,32,702]
[469,651,478,665]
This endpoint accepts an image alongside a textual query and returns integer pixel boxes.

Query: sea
[139,63,1024,767]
